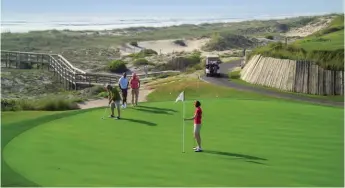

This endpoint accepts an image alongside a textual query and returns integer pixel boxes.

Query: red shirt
[130,77,140,89]
[194,107,202,124]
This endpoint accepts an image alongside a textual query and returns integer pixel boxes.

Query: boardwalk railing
[1,50,180,90]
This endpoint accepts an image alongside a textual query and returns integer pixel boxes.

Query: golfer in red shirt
[184,100,203,152]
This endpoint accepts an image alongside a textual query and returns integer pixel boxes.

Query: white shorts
[110,100,121,109]
[194,124,201,134]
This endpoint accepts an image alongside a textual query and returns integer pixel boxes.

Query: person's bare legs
[116,101,121,118]
[110,102,115,117]
[117,106,121,117]
[194,133,202,149]
[194,124,202,150]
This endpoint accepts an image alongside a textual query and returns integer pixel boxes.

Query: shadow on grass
[132,108,173,115]
[203,150,267,165]
[1,108,99,187]
[121,117,157,126]
[137,105,177,112]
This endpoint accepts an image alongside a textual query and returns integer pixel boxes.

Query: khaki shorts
[194,124,201,134]
[110,100,121,109]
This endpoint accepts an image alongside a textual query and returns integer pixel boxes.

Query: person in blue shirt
[118,72,129,108]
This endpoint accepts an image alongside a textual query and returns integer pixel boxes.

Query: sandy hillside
[138,38,209,54]
[284,17,333,37]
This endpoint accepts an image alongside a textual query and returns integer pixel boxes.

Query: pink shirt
[130,77,140,89]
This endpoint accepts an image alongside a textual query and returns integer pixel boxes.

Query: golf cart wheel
[206,73,209,77]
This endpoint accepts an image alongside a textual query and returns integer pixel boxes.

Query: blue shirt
[119,77,129,89]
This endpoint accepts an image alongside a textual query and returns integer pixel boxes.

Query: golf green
[3,99,344,186]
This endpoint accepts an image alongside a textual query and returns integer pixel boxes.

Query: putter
[101,105,110,119]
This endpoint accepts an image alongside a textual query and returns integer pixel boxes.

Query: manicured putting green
[3,99,344,186]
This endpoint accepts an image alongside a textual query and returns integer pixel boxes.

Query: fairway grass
[2,99,343,187]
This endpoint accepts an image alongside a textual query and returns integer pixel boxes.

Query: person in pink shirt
[130,73,140,106]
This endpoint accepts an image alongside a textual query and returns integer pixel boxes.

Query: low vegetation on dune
[1,97,81,111]
[201,33,259,51]
[154,50,204,72]
[1,78,107,111]
[294,14,344,51]
[126,49,158,58]
[133,58,154,66]
[129,41,138,47]
[1,14,331,55]
[173,39,187,46]
[1,69,66,99]
[265,35,274,40]
[247,15,344,71]
[247,42,344,70]
[108,60,128,73]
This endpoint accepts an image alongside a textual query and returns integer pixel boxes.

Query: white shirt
[119,77,129,89]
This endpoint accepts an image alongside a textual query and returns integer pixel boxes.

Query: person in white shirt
[118,72,129,108]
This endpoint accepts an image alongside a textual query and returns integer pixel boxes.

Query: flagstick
[182,92,185,153]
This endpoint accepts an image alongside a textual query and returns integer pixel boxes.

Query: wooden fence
[1,50,180,90]
[240,55,344,95]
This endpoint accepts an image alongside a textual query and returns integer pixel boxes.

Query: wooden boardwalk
[1,50,180,90]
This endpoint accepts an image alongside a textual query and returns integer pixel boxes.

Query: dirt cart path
[78,88,154,109]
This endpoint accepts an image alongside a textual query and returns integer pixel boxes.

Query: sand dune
[284,18,333,37]
[137,38,209,54]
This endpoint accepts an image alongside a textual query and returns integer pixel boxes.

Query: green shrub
[1,97,80,111]
[1,99,22,111]
[133,58,152,66]
[19,62,33,69]
[36,98,79,111]
[127,49,158,58]
[87,85,106,95]
[141,49,158,56]
[108,60,127,73]
[229,70,241,79]
[130,41,138,47]
[173,39,187,46]
[193,62,204,70]
[275,24,289,32]
[265,35,274,40]
[98,91,109,98]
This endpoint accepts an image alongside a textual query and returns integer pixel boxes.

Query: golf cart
[205,55,221,77]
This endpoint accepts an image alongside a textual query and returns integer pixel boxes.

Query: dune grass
[1,15,329,53]
[247,15,344,71]
[1,97,82,111]
[1,99,343,186]
[247,42,344,71]
[294,15,344,51]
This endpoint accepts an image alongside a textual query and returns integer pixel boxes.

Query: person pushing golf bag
[106,84,122,119]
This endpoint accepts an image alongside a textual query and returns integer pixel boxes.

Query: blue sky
[1,0,343,19]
